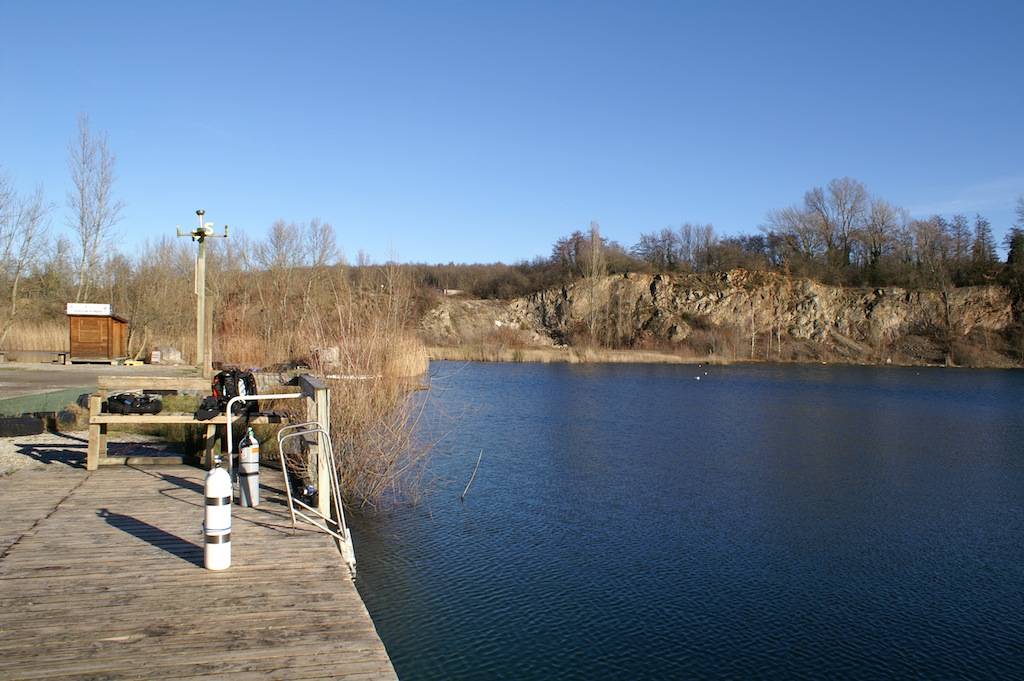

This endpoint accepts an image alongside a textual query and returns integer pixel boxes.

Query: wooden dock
[0,464,398,680]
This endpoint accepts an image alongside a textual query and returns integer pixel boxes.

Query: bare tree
[948,214,971,263]
[551,230,587,278]
[860,199,901,279]
[766,205,822,265]
[0,173,50,349]
[632,227,679,271]
[971,214,997,268]
[912,217,951,271]
[692,223,715,272]
[68,114,124,302]
[585,221,606,339]
[678,223,695,268]
[804,177,868,270]
[306,218,340,268]
[912,217,957,363]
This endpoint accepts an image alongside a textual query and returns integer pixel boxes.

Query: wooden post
[195,234,207,375]
[176,210,227,378]
[315,385,330,518]
[99,422,107,462]
[203,296,214,379]
[304,391,317,486]
[304,389,331,518]
[203,423,218,470]
[295,374,332,519]
[86,395,102,471]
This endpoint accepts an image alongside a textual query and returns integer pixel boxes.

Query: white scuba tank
[238,427,260,507]
[204,459,232,570]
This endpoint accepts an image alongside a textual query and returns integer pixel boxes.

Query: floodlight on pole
[176,209,229,375]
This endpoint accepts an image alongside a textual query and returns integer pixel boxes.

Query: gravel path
[0,362,195,399]
[0,430,179,476]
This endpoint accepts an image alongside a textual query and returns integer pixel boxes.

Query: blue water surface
[351,362,1024,680]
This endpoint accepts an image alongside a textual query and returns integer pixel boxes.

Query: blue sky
[2,1,1022,263]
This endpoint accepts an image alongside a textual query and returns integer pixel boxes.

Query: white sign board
[66,303,112,316]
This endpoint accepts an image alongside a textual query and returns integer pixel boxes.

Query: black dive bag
[106,393,163,415]
[211,368,258,415]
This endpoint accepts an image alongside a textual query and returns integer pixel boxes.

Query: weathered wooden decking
[0,465,397,680]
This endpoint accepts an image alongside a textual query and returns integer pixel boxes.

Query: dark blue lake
[351,361,1024,680]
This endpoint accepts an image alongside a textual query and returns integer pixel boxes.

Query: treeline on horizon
[407,178,1024,301]
[3,114,1024,359]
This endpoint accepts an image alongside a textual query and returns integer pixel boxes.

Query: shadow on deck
[0,463,396,680]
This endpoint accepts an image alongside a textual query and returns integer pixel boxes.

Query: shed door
[112,320,127,358]
[72,317,109,359]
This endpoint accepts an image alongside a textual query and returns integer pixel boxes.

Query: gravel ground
[0,361,196,399]
[0,430,180,476]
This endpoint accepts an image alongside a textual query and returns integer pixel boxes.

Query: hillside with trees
[3,136,1024,371]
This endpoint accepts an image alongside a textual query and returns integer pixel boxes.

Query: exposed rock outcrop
[421,270,1019,366]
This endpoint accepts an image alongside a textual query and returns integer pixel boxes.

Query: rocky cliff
[422,270,1020,367]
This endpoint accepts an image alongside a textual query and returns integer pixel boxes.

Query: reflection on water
[352,362,1024,680]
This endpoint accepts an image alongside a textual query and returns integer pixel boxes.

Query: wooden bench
[85,395,289,470]
[96,375,210,393]
[0,349,68,364]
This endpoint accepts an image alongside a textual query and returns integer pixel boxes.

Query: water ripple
[353,362,1024,680]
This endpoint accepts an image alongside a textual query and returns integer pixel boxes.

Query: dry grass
[0,320,195,362]
[2,321,68,351]
[216,332,272,369]
[427,344,735,365]
[292,265,432,509]
[325,371,428,509]
[6,238,432,509]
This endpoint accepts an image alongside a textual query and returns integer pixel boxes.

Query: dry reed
[298,264,432,509]
[5,227,433,509]
[2,321,68,352]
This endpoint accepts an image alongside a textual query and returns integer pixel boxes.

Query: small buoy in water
[704,371,708,376]
[695,376,701,381]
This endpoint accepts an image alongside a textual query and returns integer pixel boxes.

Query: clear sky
[2,0,1022,264]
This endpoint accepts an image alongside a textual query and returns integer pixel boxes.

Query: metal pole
[177,209,226,376]
[196,237,206,374]
[195,211,207,375]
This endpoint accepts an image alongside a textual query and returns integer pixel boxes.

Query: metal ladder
[276,422,356,576]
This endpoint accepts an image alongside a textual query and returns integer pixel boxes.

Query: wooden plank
[98,421,108,458]
[203,423,218,468]
[98,455,187,466]
[91,412,288,425]
[0,465,396,681]
[96,376,209,392]
[41,656,395,681]
[98,374,298,395]
[87,394,101,470]
[315,385,331,518]
[290,373,328,396]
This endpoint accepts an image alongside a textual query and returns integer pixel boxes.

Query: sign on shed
[66,304,128,362]
[66,303,112,316]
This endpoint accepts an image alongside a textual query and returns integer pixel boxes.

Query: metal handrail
[277,426,342,529]
[277,423,355,575]
[225,392,303,464]
[224,394,356,575]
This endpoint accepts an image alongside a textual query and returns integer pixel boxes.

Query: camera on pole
[175,209,230,375]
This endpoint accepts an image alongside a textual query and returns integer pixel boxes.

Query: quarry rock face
[421,270,1017,366]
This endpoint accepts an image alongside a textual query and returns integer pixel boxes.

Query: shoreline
[426,345,1020,369]
[428,345,708,365]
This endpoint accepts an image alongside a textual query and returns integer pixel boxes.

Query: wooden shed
[66,303,128,362]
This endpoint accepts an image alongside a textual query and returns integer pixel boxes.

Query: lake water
[351,361,1024,680]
